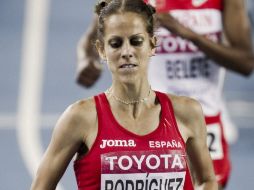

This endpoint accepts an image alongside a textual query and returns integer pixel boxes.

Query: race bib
[206,123,223,160]
[101,150,187,190]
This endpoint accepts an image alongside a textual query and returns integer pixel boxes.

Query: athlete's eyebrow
[129,33,144,38]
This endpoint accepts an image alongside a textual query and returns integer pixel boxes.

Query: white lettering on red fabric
[100,139,136,149]
[149,140,183,149]
[156,33,221,54]
[105,154,184,171]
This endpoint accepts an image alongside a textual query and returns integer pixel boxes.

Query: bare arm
[186,101,217,189]
[157,0,254,76]
[30,103,87,190]
[76,15,103,87]
[173,96,218,189]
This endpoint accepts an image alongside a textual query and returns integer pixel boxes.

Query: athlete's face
[97,12,156,84]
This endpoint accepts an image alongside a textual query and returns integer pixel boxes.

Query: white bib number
[206,123,223,160]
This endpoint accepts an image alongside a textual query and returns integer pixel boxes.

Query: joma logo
[100,139,136,149]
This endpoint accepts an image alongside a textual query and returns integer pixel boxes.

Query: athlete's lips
[119,63,138,69]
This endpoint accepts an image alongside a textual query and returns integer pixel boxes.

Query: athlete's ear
[96,40,106,60]
[150,36,157,56]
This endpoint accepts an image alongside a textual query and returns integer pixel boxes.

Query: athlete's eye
[130,36,144,46]
[108,38,123,48]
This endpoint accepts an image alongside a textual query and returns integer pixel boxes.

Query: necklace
[106,86,152,105]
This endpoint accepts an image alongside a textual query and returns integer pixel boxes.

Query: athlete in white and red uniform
[148,0,225,115]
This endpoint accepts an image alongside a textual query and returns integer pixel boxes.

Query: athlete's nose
[121,41,133,59]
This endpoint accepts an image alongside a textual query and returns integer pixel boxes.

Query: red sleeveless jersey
[74,91,194,190]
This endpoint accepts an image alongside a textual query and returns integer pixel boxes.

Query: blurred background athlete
[76,0,254,189]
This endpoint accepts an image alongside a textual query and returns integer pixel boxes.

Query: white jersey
[148,1,225,116]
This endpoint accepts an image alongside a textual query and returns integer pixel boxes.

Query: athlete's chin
[118,75,139,84]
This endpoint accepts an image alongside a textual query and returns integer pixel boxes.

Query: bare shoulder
[64,97,97,123]
[166,93,205,139]
[167,93,203,121]
[54,97,97,141]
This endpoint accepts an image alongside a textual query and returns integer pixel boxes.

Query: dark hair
[95,0,156,42]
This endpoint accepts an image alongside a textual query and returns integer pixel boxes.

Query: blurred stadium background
[0,0,254,189]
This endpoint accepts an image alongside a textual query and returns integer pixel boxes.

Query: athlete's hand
[76,27,103,88]
[156,13,196,41]
[76,57,103,88]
